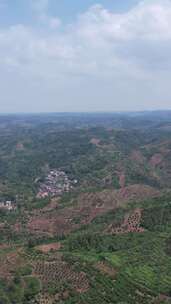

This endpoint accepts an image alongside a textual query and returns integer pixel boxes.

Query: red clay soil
[106,208,144,234]
[35,243,61,253]
[118,184,159,202]
[28,218,55,236]
[71,184,159,227]
[28,215,72,237]
[27,185,159,237]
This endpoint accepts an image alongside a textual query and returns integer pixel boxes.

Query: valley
[0,112,171,303]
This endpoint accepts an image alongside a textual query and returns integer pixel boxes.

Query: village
[0,199,16,211]
[37,169,78,199]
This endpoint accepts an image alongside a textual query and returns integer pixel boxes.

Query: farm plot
[34,260,89,294]
[106,208,144,234]
[35,243,61,253]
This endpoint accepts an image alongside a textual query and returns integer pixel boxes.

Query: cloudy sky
[0,0,171,113]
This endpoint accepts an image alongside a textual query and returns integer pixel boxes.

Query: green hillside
[0,112,171,303]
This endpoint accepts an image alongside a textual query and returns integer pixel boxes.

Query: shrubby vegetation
[0,276,41,303]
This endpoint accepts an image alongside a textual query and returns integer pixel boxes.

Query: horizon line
[0,109,171,116]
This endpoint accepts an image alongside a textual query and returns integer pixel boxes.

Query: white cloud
[48,17,61,29]
[0,0,171,112]
[30,0,61,30]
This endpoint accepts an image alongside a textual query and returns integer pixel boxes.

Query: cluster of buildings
[37,169,78,199]
[0,200,16,211]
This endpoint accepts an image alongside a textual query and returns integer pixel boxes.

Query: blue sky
[0,0,171,113]
[1,0,140,25]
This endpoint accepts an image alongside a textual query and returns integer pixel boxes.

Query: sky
[0,0,171,113]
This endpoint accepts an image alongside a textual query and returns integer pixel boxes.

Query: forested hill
[0,112,171,303]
